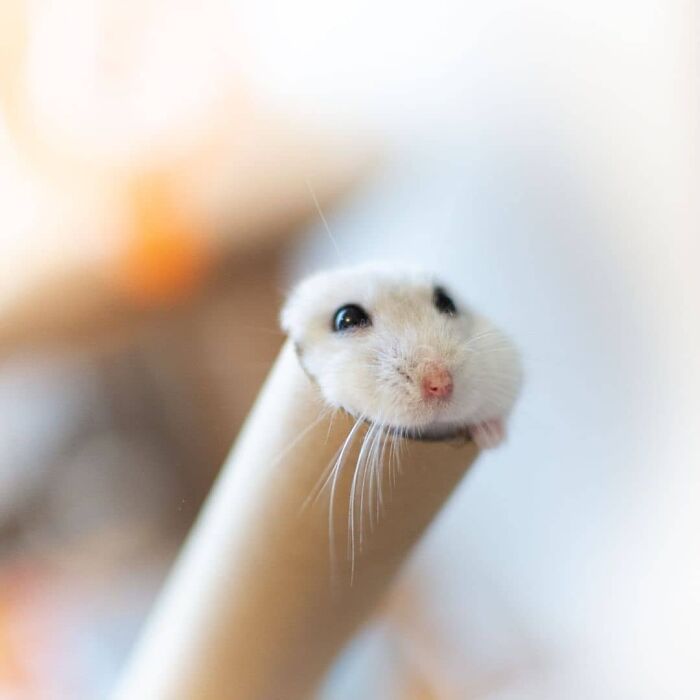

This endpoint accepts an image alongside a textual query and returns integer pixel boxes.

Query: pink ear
[470,418,506,449]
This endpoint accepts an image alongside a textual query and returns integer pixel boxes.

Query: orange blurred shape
[0,569,36,691]
[0,605,26,688]
[116,174,210,306]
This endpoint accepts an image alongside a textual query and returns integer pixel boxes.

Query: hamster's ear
[279,285,306,339]
[279,269,333,338]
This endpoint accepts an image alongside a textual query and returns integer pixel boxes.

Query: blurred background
[0,0,697,697]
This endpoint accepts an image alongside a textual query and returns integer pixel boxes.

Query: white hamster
[281,264,522,449]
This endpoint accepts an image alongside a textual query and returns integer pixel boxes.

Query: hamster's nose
[421,363,453,400]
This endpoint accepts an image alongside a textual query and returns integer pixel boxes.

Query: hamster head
[281,264,522,442]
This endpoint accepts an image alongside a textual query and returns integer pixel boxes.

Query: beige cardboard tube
[114,341,478,700]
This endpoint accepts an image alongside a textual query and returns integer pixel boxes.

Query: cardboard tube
[114,341,478,700]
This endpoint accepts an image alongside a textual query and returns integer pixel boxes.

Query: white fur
[281,264,522,444]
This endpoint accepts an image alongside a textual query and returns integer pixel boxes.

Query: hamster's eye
[332,304,371,332]
[433,286,457,315]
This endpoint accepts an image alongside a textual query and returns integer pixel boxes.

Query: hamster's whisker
[473,372,522,394]
[388,430,397,490]
[378,423,391,513]
[329,415,365,580]
[374,421,389,520]
[467,343,519,355]
[392,425,406,478]
[366,424,379,531]
[305,177,344,262]
[390,428,402,488]
[472,372,520,389]
[301,410,346,509]
[364,421,382,533]
[466,329,506,344]
[356,429,369,553]
[349,420,377,584]
[370,426,383,534]
[306,413,364,582]
[281,415,328,482]
[348,416,394,585]
[325,407,339,444]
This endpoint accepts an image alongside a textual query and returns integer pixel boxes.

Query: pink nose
[421,364,453,400]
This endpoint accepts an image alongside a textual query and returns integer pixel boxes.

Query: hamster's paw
[470,418,506,449]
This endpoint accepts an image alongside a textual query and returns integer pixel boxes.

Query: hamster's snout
[420,362,453,400]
